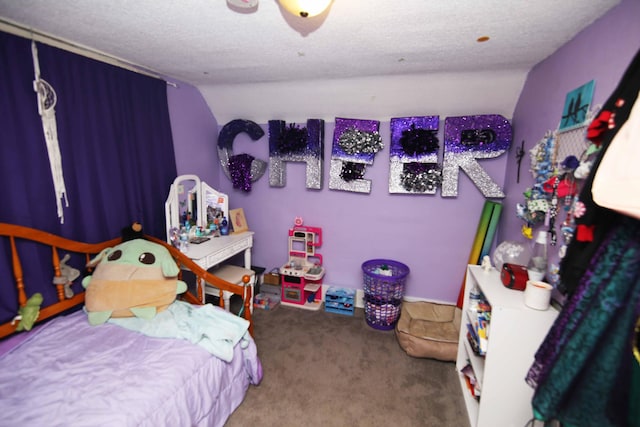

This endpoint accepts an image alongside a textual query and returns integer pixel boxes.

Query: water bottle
[527,230,548,281]
[220,217,229,236]
[179,227,189,253]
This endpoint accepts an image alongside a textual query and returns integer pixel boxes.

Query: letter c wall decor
[218,119,267,192]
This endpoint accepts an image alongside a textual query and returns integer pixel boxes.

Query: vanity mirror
[164,175,229,242]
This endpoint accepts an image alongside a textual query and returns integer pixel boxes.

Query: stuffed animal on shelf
[82,239,187,326]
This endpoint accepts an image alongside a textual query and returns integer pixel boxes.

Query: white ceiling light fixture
[278,0,332,18]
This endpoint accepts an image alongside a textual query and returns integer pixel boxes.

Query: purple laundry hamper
[362,259,410,330]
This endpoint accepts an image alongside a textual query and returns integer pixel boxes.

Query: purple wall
[170,111,508,303]
[168,0,640,303]
[217,123,507,303]
[167,82,220,187]
[500,0,640,269]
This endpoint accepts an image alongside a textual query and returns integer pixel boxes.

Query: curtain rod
[0,17,178,87]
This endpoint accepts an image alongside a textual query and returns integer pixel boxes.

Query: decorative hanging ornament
[573,200,586,218]
[32,41,68,224]
[517,133,555,227]
[560,155,580,171]
[547,175,559,246]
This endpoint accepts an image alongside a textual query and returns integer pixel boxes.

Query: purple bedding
[0,309,262,427]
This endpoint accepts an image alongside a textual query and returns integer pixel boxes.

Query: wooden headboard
[0,223,253,339]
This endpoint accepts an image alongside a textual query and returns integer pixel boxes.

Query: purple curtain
[0,31,178,323]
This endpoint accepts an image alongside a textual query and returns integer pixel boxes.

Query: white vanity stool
[205,264,256,314]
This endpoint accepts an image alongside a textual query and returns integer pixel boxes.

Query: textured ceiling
[0,0,621,87]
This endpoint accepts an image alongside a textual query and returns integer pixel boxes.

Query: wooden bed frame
[0,223,253,339]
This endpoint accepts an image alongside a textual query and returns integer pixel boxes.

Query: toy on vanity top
[279,218,325,310]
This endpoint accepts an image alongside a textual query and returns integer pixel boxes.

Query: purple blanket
[0,309,262,427]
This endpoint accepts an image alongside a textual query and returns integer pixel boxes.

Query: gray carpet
[226,305,469,427]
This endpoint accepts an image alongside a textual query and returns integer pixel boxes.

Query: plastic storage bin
[362,259,410,330]
[325,286,356,316]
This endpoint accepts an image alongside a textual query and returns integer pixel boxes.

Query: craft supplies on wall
[514,80,604,290]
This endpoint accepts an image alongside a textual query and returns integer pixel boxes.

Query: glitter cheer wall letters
[217,119,267,192]
[268,119,325,190]
[388,116,441,194]
[441,115,512,198]
[218,114,512,198]
[328,118,383,194]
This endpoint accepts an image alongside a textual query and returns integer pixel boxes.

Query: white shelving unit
[456,265,559,427]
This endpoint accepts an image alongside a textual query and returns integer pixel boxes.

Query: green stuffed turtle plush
[82,239,187,326]
[15,292,44,332]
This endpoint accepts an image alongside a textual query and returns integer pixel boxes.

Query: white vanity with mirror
[164,175,255,304]
[165,174,229,236]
